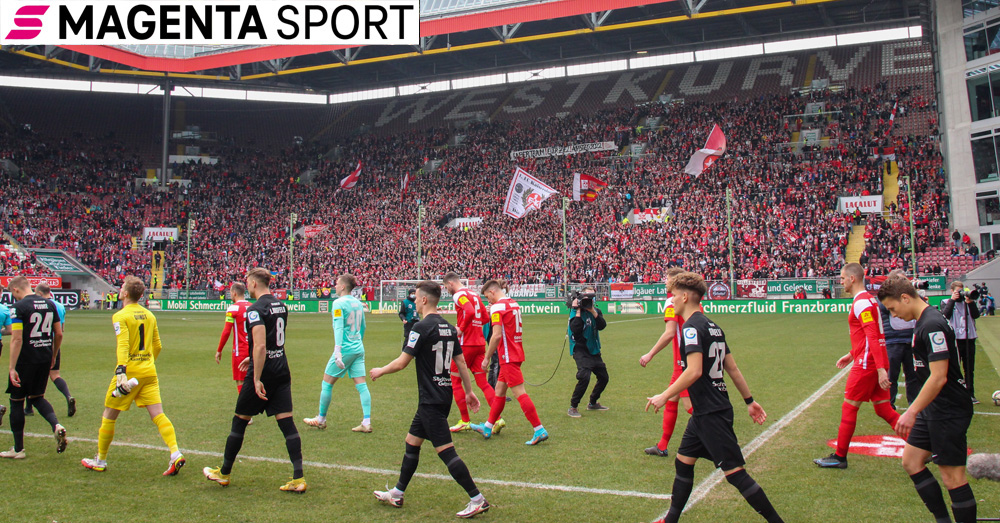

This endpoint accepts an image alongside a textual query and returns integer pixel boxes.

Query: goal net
[378,278,471,314]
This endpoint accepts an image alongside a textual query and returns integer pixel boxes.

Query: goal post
[378,278,470,313]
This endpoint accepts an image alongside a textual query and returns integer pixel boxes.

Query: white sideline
[5,430,671,500]
[653,366,851,520]
[974,411,1000,416]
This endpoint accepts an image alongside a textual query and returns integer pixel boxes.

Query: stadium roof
[0,0,928,93]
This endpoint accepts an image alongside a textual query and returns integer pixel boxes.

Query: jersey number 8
[276,317,286,347]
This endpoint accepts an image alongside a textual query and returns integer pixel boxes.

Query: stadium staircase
[845,224,867,264]
[882,161,900,209]
[150,250,166,298]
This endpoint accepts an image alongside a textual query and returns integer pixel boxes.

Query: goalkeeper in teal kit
[304,274,373,433]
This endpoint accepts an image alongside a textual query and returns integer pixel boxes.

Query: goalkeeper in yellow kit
[81,276,184,475]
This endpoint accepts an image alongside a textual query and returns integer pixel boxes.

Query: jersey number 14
[433,341,455,374]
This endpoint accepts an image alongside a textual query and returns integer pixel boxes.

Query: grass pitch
[1,310,998,522]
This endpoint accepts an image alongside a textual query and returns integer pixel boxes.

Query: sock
[355,382,371,421]
[687,406,693,415]
[453,375,471,423]
[32,398,59,431]
[726,469,784,522]
[487,395,507,425]
[439,446,480,498]
[277,417,304,479]
[949,483,977,523]
[221,416,250,475]
[97,416,116,460]
[318,381,333,418]
[910,468,950,521]
[664,459,696,523]
[473,373,497,407]
[396,442,421,493]
[873,401,900,428]
[152,413,179,454]
[10,400,25,452]
[517,394,542,428]
[835,402,859,458]
[659,401,679,451]
[53,377,71,399]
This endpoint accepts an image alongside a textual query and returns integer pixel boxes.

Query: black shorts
[6,363,50,400]
[677,408,746,470]
[908,414,972,467]
[408,403,453,448]
[51,351,61,371]
[234,377,293,417]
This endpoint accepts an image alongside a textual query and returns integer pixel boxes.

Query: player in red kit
[442,273,504,433]
[216,283,251,394]
[814,263,898,468]
[470,280,548,445]
[639,268,699,457]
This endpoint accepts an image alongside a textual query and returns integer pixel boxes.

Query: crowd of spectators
[0,78,948,290]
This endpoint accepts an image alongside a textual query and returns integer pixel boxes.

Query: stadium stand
[0,40,979,290]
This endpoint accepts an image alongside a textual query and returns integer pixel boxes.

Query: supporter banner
[838,195,884,214]
[0,276,62,288]
[2,290,80,308]
[302,225,328,238]
[503,168,559,219]
[142,227,179,241]
[164,289,212,300]
[737,280,767,299]
[629,208,669,223]
[509,142,617,160]
[610,283,634,300]
[767,279,832,294]
[707,282,732,300]
[168,155,217,165]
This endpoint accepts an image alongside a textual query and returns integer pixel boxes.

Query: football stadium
[1,0,1000,521]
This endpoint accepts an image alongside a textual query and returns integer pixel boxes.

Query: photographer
[566,286,608,418]
[941,282,981,404]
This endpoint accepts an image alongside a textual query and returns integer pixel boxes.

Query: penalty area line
[6,430,670,500]
[655,366,851,520]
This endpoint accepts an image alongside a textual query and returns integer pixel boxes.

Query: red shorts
[844,367,890,403]
[669,368,690,398]
[498,362,525,387]
[232,357,248,383]
[450,345,486,375]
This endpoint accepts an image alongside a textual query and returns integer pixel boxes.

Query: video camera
[567,290,597,310]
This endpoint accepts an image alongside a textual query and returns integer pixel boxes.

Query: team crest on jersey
[929,331,947,354]
[683,327,698,345]
[860,310,873,323]
[248,311,260,323]
[333,309,343,318]
[113,322,121,335]
[407,331,420,348]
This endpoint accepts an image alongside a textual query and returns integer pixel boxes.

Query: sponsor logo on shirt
[929,331,947,354]
[491,312,500,323]
[248,311,261,323]
[860,310,873,323]
[407,331,420,348]
[683,327,698,345]
[113,322,121,335]
[458,296,469,305]
[333,308,343,318]
[664,307,675,319]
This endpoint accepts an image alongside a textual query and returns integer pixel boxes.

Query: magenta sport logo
[6,5,49,40]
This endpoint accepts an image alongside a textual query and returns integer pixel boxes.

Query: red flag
[339,161,362,190]
[885,101,898,137]
[572,172,608,202]
[401,171,410,200]
[683,124,727,176]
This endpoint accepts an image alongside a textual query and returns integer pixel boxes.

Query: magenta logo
[6,5,49,40]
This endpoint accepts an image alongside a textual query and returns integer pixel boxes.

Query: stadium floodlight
[202,87,247,100]
[452,73,507,90]
[91,81,142,94]
[246,90,326,104]
[764,35,837,54]
[0,75,90,92]
[566,59,628,77]
[629,51,695,70]
[695,43,764,62]
[836,27,911,46]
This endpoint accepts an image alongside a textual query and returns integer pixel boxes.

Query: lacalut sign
[0,1,419,45]
[838,195,884,214]
[142,227,179,241]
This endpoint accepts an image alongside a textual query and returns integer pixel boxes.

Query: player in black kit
[645,272,782,523]
[204,268,306,493]
[2,276,67,458]
[877,276,976,523]
[370,280,490,519]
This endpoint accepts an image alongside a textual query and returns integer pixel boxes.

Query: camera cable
[525,335,568,387]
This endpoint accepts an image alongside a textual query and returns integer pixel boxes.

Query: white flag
[503,167,560,219]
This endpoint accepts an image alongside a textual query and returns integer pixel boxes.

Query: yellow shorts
[104,376,162,411]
